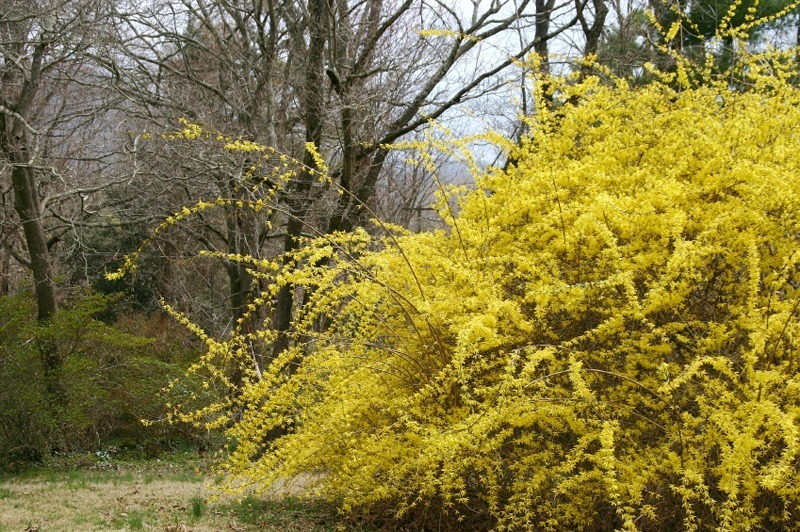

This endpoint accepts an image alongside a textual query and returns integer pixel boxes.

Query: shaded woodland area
[2,1,800,527]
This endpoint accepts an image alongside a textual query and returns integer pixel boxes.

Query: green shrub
[0,291,212,467]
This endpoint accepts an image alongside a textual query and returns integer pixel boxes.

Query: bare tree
[107,0,588,373]
[1,0,59,323]
[0,0,122,404]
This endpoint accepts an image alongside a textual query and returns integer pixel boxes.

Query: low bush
[0,291,211,469]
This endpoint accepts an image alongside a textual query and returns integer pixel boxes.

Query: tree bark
[535,0,557,72]
[579,0,609,75]
[271,0,327,362]
[10,163,57,322]
[1,127,61,400]
[0,247,9,295]
[226,201,256,384]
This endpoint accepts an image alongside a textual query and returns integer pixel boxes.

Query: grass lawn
[0,452,356,531]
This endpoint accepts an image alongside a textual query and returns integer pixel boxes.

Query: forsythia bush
[160,66,800,529]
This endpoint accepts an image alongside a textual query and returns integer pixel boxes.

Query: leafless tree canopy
[2,0,692,373]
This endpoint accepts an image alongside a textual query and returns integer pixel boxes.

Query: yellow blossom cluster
[114,26,800,527]
[192,60,800,530]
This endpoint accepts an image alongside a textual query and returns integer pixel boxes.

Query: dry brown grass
[0,468,341,531]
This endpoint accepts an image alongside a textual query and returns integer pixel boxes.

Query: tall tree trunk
[10,164,57,322]
[535,0,557,72]
[271,0,327,362]
[339,147,389,232]
[2,129,61,400]
[326,88,356,234]
[0,247,9,296]
[226,203,256,385]
[578,0,609,77]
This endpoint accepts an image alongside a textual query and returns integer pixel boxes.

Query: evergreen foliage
[0,291,208,468]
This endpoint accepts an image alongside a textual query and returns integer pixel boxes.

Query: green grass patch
[113,510,148,530]
[230,496,346,530]
[190,494,205,518]
[114,471,134,483]
[0,488,16,499]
